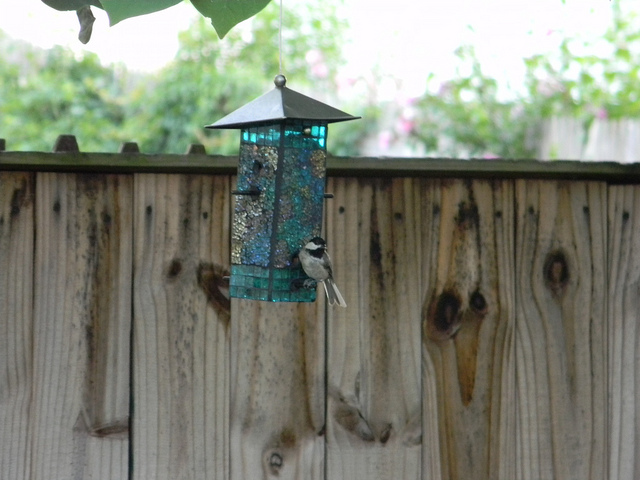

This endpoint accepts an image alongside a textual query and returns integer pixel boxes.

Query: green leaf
[100,0,181,25]
[41,0,102,11]
[616,47,631,62]
[190,0,271,39]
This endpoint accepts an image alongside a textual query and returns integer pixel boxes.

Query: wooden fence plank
[514,180,607,480]
[229,300,325,480]
[537,117,585,160]
[132,174,231,480]
[325,177,422,479]
[583,119,640,163]
[0,172,34,480]
[608,185,640,480]
[30,172,131,479]
[421,179,516,480]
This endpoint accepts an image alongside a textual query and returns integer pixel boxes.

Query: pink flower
[397,118,414,135]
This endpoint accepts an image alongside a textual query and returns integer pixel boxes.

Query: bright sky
[0,0,617,99]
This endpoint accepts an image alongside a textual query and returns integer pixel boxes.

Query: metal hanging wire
[279,0,283,74]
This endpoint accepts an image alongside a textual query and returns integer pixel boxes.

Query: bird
[298,236,347,307]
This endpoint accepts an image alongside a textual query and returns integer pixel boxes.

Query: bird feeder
[206,75,358,302]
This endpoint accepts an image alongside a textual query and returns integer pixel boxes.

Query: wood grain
[30,172,131,479]
[421,179,516,480]
[229,299,325,480]
[2,167,636,479]
[132,174,231,480]
[0,172,34,480]
[608,185,640,480]
[324,177,422,479]
[514,180,607,480]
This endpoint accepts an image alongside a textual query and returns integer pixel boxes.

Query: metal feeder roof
[206,75,360,129]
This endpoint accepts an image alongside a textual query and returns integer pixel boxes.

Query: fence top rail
[1,151,640,183]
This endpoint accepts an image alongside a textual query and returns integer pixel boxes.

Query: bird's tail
[323,278,347,308]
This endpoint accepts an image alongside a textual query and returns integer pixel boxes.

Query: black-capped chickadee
[299,236,347,307]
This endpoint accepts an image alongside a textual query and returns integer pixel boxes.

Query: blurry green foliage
[414,45,536,158]
[0,1,350,154]
[3,3,640,158]
[522,4,640,123]
[0,32,134,151]
[411,3,640,158]
[125,0,348,154]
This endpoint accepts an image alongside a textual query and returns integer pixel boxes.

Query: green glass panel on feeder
[206,75,359,303]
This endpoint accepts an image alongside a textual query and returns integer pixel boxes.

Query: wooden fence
[2,138,640,479]
[538,117,640,163]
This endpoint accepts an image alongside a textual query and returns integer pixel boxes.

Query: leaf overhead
[41,0,102,11]
[99,0,181,25]
[41,0,272,39]
[190,0,272,38]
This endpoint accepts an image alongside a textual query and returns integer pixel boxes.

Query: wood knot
[425,290,462,341]
[331,390,374,442]
[455,201,479,229]
[267,452,283,473]
[379,423,392,444]
[101,211,112,226]
[167,258,182,279]
[89,421,129,438]
[10,181,30,218]
[263,428,297,475]
[544,251,569,296]
[197,262,230,325]
[469,290,488,316]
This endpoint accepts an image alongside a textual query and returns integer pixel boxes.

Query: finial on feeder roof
[205,75,359,130]
[274,74,287,88]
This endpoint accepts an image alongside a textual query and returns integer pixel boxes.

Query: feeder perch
[206,75,359,302]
